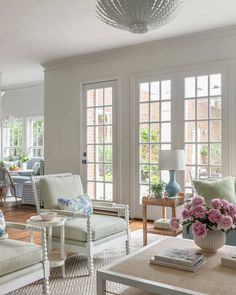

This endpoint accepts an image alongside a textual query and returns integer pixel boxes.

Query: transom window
[184,74,222,192]
[139,80,171,200]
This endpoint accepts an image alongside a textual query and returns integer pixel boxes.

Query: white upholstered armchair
[1,222,50,294]
[31,173,130,275]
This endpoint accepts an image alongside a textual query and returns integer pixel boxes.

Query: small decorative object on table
[40,211,57,221]
[20,153,29,170]
[159,150,185,198]
[171,196,236,252]
[151,180,166,199]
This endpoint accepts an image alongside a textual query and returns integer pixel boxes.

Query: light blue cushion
[0,210,7,239]
[57,194,93,215]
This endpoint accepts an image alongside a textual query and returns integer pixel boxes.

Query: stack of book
[150,248,207,272]
[153,218,171,230]
[221,253,236,268]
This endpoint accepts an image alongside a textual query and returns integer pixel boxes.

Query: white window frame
[132,73,177,217]
[2,115,44,158]
[27,116,44,158]
[3,119,24,157]
[179,66,229,191]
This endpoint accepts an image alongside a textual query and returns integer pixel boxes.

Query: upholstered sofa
[18,158,44,203]
[31,173,130,275]
[0,222,49,294]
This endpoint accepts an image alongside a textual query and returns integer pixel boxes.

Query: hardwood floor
[2,201,147,242]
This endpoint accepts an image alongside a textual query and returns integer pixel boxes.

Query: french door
[82,81,117,202]
[133,66,228,219]
[134,74,176,218]
[184,72,224,193]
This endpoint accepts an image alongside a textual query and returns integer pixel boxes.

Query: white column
[0,73,3,159]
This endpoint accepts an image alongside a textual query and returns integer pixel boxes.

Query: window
[184,74,222,192]
[2,116,44,158]
[138,80,171,200]
[4,120,24,157]
[84,81,116,201]
[29,118,44,157]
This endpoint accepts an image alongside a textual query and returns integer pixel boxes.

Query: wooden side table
[27,215,66,277]
[142,193,185,246]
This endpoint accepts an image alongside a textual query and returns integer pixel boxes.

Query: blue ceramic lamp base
[165,170,181,198]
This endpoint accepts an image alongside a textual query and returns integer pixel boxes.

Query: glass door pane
[83,81,116,201]
[184,73,222,192]
[138,79,172,202]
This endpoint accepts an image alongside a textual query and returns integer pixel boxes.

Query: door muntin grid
[85,84,114,201]
[139,80,171,201]
[184,74,222,192]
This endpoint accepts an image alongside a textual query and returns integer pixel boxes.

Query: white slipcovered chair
[0,222,50,294]
[31,173,130,274]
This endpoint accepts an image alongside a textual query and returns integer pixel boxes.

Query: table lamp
[159,150,185,198]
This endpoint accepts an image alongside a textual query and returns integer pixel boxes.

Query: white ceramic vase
[21,162,27,170]
[193,229,226,252]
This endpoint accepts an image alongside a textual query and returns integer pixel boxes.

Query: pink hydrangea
[192,222,208,238]
[181,208,191,220]
[228,204,236,219]
[218,215,233,231]
[218,215,233,230]
[191,196,205,209]
[191,205,207,219]
[170,217,180,230]
[208,208,222,223]
[221,199,230,211]
[211,199,222,210]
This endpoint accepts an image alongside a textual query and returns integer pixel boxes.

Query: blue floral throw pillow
[0,210,7,239]
[57,194,93,216]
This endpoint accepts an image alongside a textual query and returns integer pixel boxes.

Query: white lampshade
[159,150,185,171]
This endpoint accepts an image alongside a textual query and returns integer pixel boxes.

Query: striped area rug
[10,230,163,295]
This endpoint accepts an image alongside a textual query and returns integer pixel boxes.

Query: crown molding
[2,80,44,91]
[42,25,236,72]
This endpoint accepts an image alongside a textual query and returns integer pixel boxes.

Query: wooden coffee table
[97,237,236,295]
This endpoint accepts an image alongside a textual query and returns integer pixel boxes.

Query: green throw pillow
[193,176,236,207]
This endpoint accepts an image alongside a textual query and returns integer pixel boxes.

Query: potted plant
[151,180,166,199]
[20,153,29,170]
[170,196,236,252]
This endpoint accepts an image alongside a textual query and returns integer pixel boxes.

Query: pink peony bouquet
[170,196,236,238]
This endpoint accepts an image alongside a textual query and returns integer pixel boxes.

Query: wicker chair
[0,167,18,206]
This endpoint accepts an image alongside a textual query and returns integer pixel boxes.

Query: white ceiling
[1,0,236,86]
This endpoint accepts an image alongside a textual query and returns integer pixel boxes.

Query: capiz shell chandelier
[96,0,182,34]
